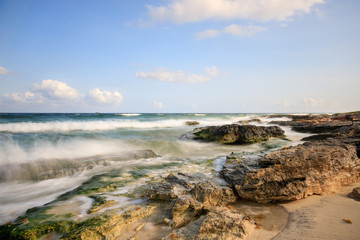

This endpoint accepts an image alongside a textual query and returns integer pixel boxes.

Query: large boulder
[193,124,285,144]
[221,139,360,203]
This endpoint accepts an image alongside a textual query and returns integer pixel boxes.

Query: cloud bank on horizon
[0,0,359,113]
[144,0,325,23]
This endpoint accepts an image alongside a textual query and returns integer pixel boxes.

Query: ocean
[0,113,310,224]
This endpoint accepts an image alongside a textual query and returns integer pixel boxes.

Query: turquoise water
[0,113,307,224]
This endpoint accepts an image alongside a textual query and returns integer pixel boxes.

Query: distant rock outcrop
[270,112,360,133]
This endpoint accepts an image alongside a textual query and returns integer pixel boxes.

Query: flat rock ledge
[192,124,285,144]
[144,172,254,239]
[221,139,360,203]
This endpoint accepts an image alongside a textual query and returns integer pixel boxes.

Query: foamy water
[0,113,310,224]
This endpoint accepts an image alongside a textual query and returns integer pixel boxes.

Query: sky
[0,0,359,113]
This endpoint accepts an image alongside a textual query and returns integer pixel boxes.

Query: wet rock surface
[0,149,159,182]
[193,124,285,144]
[186,121,200,126]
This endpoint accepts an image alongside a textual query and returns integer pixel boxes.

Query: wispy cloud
[153,100,163,109]
[136,66,219,84]
[145,0,325,24]
[195,24,266,40]
[303,97,325,107]
[0,66,11,75]
[89,88,124,105]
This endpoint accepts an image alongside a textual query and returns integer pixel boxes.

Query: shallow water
[0,113,311,224]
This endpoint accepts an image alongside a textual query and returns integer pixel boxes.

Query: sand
[247,182,360,240]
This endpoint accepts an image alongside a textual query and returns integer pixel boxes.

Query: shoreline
[1,112,359,239]
[275,182,360,240]
[246,182,360,240]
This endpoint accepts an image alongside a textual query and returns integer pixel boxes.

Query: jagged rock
[221,139,360,203]
[186,121,200,126]
[145,182,179,201]
[163,208,252,240]
[190,181,236,207]
[146,173,238,229]
[171,196,205,228]
[165,173,196,189]
[197,209,249,239]
[348,187,360,201]
[193,124,285,144]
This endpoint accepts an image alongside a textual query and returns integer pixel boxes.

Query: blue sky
[0,0,359,113]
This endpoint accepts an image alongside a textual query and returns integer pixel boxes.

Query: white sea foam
[0,120,184,133]
[0,138,138,165]
[0,116,244,133]
[0,175,89,224]
[117,113,142,117]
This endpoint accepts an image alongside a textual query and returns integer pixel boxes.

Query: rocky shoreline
[1,112,360,239]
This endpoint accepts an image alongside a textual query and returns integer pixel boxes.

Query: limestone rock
[348,187,360,201]
[171,196,205,228]
[163,208,252,240]
[190,181,236,207]
[186,121,200,126]
[145,182,179,201]
[193,124,285,144]
[221,139,360,203]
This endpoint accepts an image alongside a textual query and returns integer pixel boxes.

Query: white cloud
[136,66,219,84]
[0,66,10,75]
[145,0,324,24]
[89,88,124,105]
[195,29,220,40]
[304,97,325,107]
[205,66,219,78]
[224,24,266,37]
[33,79,80,101]
[2,91,35,103]
[196,24,266,39]
[153,100,163,109]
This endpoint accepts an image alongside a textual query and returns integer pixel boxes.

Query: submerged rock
[221,139,360,203]
[186,121,200,126]
[193,124,285,144]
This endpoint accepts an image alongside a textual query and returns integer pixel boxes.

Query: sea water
[0,113,311,224]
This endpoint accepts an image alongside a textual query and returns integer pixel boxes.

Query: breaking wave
[0,117,244,133]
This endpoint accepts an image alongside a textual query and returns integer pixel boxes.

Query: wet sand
[247,182,360,240]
